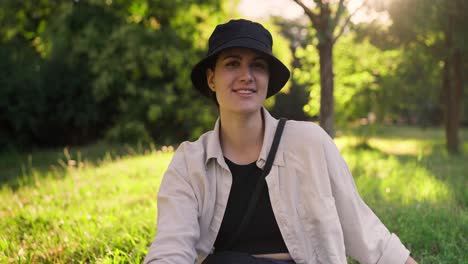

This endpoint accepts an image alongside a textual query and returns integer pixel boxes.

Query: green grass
[0,144,173,263]
[336,126,468,263]
[1,127,467,263]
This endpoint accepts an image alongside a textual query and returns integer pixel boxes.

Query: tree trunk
[442,9,462,154]
[445,48,463,154]
[442,59,456,154]
[318,40,335,137]
[292,0,337,138]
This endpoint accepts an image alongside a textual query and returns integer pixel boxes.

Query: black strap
[223,118,287,250]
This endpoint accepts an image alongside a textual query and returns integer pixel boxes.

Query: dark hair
[205,56,219,106]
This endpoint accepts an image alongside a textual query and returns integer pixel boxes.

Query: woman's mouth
[233,88,256,94]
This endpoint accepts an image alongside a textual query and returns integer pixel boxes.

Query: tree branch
[292,0,319,27]
[332,0,366,44]
[314,0,323,9]
[332,0,346,32]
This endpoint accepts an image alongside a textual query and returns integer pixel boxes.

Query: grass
[1,127,467,263]
[0,143,173,263]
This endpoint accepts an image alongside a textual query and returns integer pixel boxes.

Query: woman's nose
[239,64,253,83]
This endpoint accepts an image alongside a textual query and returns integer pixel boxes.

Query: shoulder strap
[223,118,287,250]
[262,118,287,177]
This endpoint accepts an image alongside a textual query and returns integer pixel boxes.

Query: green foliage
[0,36,43,147]
[270,17,312,121]
[296,33,404,125]
[0,0,227,148]
[293,24,451,128]
[288,0,467,129]
[378,45,442,125]
[3,0,464,150]
[388,0,467,52]
[385,0,468,126]
[105,121,152,144]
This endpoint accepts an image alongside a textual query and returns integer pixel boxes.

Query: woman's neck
[219,109,264,165]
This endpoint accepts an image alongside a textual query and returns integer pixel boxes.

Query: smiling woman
[143,19,416,264]
[206,48,270,116]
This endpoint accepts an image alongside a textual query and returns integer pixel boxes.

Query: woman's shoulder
[283,119,328,142]
[280,120,340,161]
[180,130,214,149]
[172,129,216,161]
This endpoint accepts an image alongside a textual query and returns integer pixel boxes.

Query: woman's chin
[221,103,263,115]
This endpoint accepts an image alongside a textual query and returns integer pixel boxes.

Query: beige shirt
[144,108,410,264]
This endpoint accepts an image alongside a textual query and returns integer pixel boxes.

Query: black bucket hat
[191,19,290,98]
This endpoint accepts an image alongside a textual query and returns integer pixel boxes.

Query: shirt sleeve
[144,143,200,264]
[321,133,410,264]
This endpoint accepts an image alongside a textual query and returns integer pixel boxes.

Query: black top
[213,158,288,254]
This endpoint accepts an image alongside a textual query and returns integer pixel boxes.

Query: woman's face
[206,48,269,115]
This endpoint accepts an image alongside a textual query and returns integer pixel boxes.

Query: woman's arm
[144,144,200,264]
[321,132,412,264]
[406,256,417,264]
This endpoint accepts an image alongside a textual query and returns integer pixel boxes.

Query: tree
[0,0,229,148]
[296,31,404,126]
[291,0,366,137]
[270,17,311,121]
[353,21,443,127]
[387,0,467,154]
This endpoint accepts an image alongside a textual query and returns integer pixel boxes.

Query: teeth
[236,89,254,94]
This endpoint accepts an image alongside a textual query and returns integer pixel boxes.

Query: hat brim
[191,39,290,99]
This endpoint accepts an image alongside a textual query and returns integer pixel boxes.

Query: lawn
[1,127,467,263]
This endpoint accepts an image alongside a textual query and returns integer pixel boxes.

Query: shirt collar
[206,117,224,167]
[205,107,285,169]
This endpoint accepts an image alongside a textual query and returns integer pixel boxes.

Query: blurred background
[0,0,467,263]
[1,0,466,152]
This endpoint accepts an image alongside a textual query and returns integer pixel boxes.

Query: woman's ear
[206,68,215,92]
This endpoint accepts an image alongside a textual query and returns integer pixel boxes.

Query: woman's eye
[226,60,239,67]
[253,61,268,70]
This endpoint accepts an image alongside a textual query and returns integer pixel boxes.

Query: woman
[144,19,417,264]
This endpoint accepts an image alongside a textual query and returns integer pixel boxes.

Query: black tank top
[213,158,288,254]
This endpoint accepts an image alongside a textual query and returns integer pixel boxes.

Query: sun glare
[238,0,391,25]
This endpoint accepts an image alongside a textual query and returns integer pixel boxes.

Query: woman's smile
[232,87,257,95]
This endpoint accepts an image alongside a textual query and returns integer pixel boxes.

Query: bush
[0,0,225,148]
[105,121,152,145]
